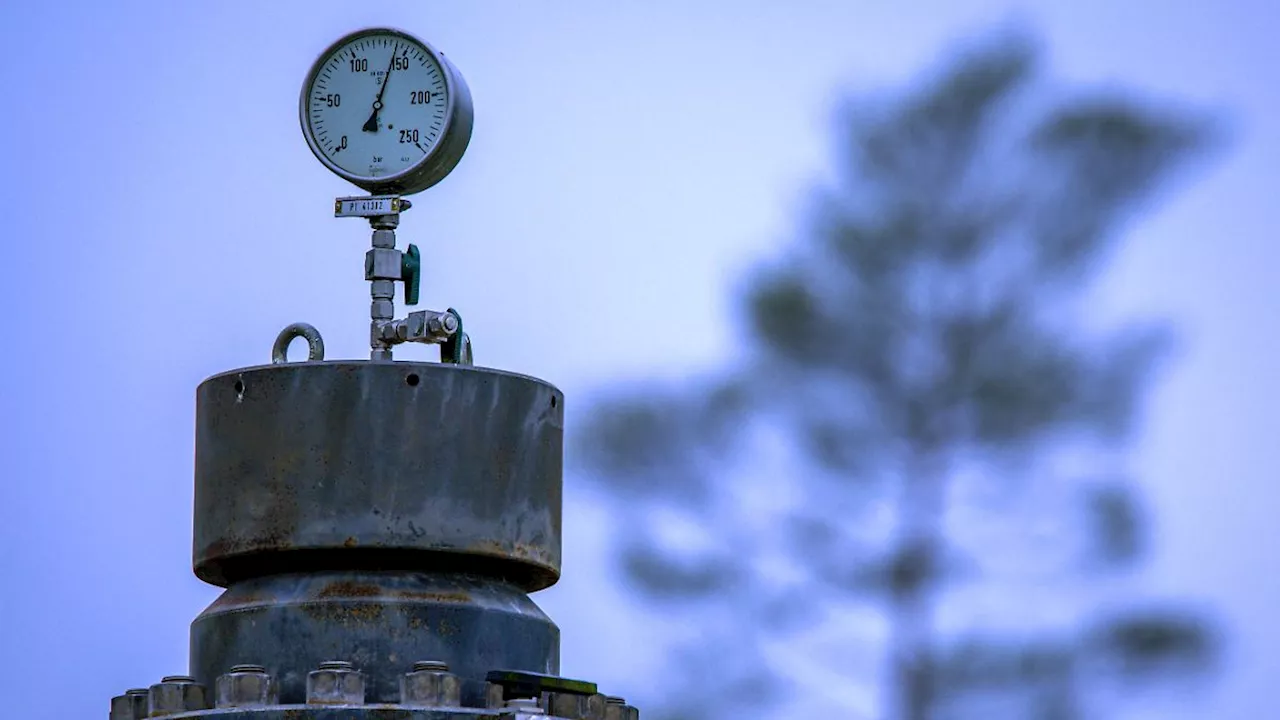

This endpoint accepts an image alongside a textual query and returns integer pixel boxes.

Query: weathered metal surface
[191,571,560,708]
[192,362,564,591]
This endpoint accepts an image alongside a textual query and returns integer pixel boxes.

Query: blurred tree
[575,29,1223,720]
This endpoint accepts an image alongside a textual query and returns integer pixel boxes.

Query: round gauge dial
[300,28,473,195]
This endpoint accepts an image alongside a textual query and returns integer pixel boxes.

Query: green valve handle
[401,243,421,306]
[440,308,468,364]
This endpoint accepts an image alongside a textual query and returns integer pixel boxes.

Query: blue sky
[0,2,1275,718]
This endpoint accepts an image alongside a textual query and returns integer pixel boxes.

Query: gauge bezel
[299,27,474,196]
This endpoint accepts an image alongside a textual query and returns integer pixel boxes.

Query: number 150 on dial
[300,27,474,196]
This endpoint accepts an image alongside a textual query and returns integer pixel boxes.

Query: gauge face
[300,28,473,195]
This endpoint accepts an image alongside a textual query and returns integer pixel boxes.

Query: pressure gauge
[300,27,473,195]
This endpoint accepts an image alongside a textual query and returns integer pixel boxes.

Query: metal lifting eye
[271,323,326,364]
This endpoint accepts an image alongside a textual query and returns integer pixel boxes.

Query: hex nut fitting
[148,676,208,716]
[400,660,462,708]
[306,661,365,705]
[486,682,507,709]
[125,689,150,720]
[549,692,597,719]
[365,247,403,281]
[109,689,149,720]
[216,664,278,708]
[371,299,395,320]
[603,696,640,720]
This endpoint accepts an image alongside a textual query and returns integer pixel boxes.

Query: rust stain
[391,590,472,604]
[301,602,386,624]
[343,603,385,623]
[467,538,552,563]
[317,580,382,599]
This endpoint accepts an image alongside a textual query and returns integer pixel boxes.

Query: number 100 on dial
[300,27,474,196]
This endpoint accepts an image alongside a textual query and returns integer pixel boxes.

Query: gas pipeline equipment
[107,27,639,720]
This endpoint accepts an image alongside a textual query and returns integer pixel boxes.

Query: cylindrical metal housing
[192,362,564,591]
[191,570,559,706]
[188,361,565,708]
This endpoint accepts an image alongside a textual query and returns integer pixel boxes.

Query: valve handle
[402,243,421,306]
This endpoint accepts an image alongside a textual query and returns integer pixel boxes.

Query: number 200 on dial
[300,27,474,195]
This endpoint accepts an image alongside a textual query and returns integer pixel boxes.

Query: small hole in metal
[550,395,558,408]
[234,380,245,394]
[406,373,420,387]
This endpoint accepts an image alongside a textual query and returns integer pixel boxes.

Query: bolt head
[307,662,365,705]
[588,693,609,720]
[216,665,278,708]
[486,681,507,709]
[125,690,149,720]
[604,698,640,720]
[148,677,208,716]
[109,694,133,720]
[109,690,151,720]
[548,691,608,719]
[400,663,462,708]
[549,692,589,719]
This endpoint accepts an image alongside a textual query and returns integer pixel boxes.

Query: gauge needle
[362,45,398,133]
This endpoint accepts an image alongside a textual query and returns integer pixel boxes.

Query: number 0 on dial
[299,27,474,195]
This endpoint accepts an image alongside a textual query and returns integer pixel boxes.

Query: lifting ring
[271,323,326,364]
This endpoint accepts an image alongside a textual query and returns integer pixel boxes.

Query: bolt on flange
[148,676,208,716]
[109,689,151,720]
[306,661,365,705]
[215,664,278,708]
[604,696,641,720]
[400,659,462,708]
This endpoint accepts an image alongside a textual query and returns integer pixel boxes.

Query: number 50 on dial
[299,27,474,195]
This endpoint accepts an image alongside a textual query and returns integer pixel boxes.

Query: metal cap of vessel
[192,361,564,591]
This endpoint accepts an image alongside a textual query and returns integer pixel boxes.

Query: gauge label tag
[335,196,403,217]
